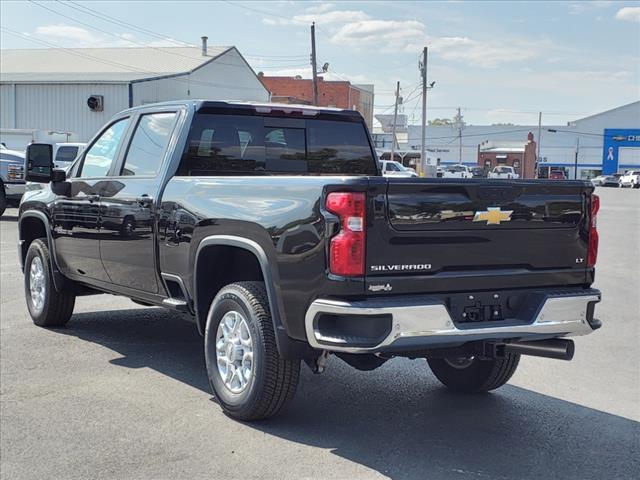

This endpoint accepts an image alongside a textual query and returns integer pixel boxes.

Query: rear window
[177,114,376,176]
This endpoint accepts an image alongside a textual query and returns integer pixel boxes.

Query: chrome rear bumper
[304,290,601,353]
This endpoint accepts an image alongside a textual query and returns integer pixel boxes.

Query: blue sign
[603,129,640,174]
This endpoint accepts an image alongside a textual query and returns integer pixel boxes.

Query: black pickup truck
[19,100,601,420]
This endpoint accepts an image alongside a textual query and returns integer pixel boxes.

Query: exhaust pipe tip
[505,338,575,361]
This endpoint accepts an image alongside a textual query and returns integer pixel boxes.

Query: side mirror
[25,143,53,183]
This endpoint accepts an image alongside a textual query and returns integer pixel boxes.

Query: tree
[428,118,453,126]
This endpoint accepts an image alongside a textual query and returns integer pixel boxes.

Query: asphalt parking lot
[1,187,639,480]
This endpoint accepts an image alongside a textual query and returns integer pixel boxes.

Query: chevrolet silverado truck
[19,101,602,420]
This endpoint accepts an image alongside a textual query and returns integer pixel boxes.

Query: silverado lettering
[18,100,602,421]
[370,264,432,271]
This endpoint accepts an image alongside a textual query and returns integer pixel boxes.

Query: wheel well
[20,216,48,267]
[194,245,264,333]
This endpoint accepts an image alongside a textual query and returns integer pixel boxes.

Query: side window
[178,115,265,175]
[79,118,130,178]
[121,112,177,176]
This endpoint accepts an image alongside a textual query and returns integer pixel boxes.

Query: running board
[162,298,190,312]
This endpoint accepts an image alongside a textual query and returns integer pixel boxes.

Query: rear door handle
[136,194,153,206]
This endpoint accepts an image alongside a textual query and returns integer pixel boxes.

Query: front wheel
[427,353,520,393]
[204,281,300,420]
[24,239,75,327]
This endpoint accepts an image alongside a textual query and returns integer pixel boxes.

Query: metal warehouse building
[0,39,270,147]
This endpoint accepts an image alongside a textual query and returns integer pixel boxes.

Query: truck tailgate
[365,178,593,294]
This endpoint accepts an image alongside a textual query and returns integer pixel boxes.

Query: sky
[1,0,639,126]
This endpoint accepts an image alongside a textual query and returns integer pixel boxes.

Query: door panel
[99,179,158,292]
[98,111,178,293]
[53,117,131,283]
[53,179,108,281]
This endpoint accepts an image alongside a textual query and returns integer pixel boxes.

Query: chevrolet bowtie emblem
[473,207,513,225]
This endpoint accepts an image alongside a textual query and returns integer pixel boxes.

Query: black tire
[204,281,300,420]
[120,216,135,237]
[24,238,75,327]
[427,353,520,393]
[0,185,6,217]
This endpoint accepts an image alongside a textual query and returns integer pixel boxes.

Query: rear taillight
[587,194,599,268]
[326,192,366,276]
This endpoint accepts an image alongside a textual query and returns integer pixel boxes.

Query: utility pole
[310,22,318,106]
[537,111,542,178]
[390,81,400,164]
[456,107,463,163]
[420,47,428,177]
[574,136,579,179]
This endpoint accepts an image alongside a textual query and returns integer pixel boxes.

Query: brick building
[478,132,538,179]
[258,74,374,129]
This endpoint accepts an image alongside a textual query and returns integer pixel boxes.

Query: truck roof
[119,100,363,120]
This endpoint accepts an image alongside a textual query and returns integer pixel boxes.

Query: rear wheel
[427,353,520,393]
[204,281,300,420]
[24,239,75,327]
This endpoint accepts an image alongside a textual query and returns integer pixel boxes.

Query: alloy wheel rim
[29,256,46,312]
[215,310,254,394]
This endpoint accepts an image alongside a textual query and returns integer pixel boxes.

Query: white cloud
[330,19,427,52]
[35,24,102,45]
[305,3,336,14]
[263,9,369,26]
[32,23,192,48]
[568,1,613,15]
[431,36,539,67]
[329,18,539,66]
[293,10,369,25]
[615,6,640,22]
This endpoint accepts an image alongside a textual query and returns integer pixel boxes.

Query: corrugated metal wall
[0,83,128,142]
[132,49,269,105]
[0,84,16,128]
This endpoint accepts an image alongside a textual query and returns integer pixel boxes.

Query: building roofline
[570,100,640,125]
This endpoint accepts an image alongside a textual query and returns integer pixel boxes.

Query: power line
[60,0,191,45]
[57,0,307,61]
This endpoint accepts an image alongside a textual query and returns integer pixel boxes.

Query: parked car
[0,148,26,216]
[620,170,640,188]
[443,164,473,178]
[379,160,417,177]
[590,175,608,186]
[549,171,566,180]
[436,166,444,178]
[469,166,486,178]
[489,166,519,179]
[53,143,86,169]
[596,175,621,187]
[19,100,602,421]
